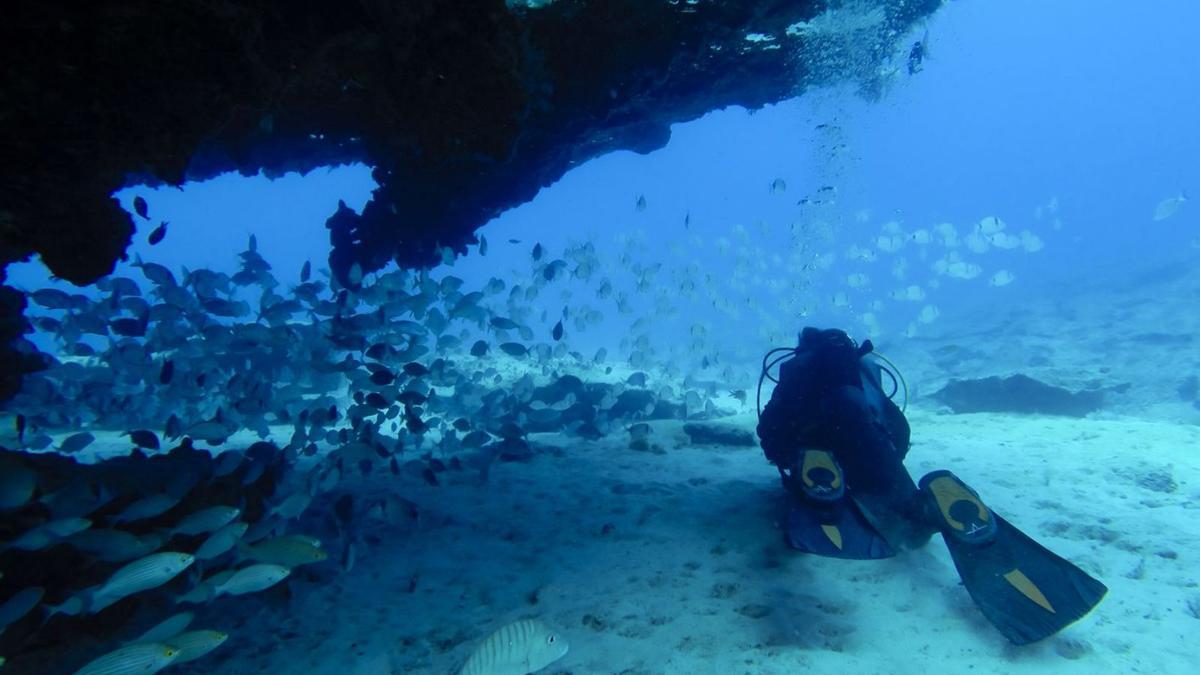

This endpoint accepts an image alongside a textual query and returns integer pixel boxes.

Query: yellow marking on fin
[821,524,844,550]
[801,449,841,490]
[1004,569,1055,613]
[928,475,989,532]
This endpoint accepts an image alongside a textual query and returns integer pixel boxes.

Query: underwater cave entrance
[8,165,377,355]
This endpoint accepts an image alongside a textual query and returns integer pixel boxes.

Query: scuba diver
[755,327,1107,645]
[907,39,925,75]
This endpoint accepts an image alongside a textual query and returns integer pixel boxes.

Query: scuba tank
[756,327,909,471]
[756,327,931,551]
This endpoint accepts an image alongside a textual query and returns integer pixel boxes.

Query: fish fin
[85,587,117,614]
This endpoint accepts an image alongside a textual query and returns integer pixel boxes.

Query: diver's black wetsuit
[756,327,933,551]
[755,327,1107,645]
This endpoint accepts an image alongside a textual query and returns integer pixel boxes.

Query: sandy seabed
[161,405,1198,675]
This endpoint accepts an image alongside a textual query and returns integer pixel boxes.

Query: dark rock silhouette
[0,0,940,400]
[931,375,1105,417]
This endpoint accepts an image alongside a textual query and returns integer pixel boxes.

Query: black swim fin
[919,470,1108,645]
[784,450,895,560]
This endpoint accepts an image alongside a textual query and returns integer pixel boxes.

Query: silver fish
[171,506,240,536]
[7,517,91,551]
[0,587,44,633]
[195,521,249,561]
[175,583,215,606]
[88,552,195,613]
[68,528,143,558]
[111,494,181,524]
[240,517,282,544]
[41,479,113,519]
[213,564,290,597]
[186,422,231,444]
[45,595,86,619]
[119,533,167,562]
[268,492,312,520]
[131,611,194,644]
[0,462,36,511]
[1153,191,1188,221]
[73,643,179,675]
[163,629,229,664]
[458,619,569,675]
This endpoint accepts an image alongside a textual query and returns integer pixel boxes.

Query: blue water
[5,1,1200,672]
[10,0,1199,361]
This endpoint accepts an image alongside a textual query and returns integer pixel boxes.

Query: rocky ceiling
[0,0,941,400]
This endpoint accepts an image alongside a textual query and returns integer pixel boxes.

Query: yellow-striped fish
[164,629,229,663]
[238,535,327,567]
[459,619,568,675]
[89,552,194,613]
[73,643,178,675]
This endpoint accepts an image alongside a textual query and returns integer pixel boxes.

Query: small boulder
[682,422,757,447]
[931,374,1103,417]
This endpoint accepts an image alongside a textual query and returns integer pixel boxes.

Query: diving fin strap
[797,448,845,502]
[923,470,999,546]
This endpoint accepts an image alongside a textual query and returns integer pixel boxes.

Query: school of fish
[0,183,1057,672]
